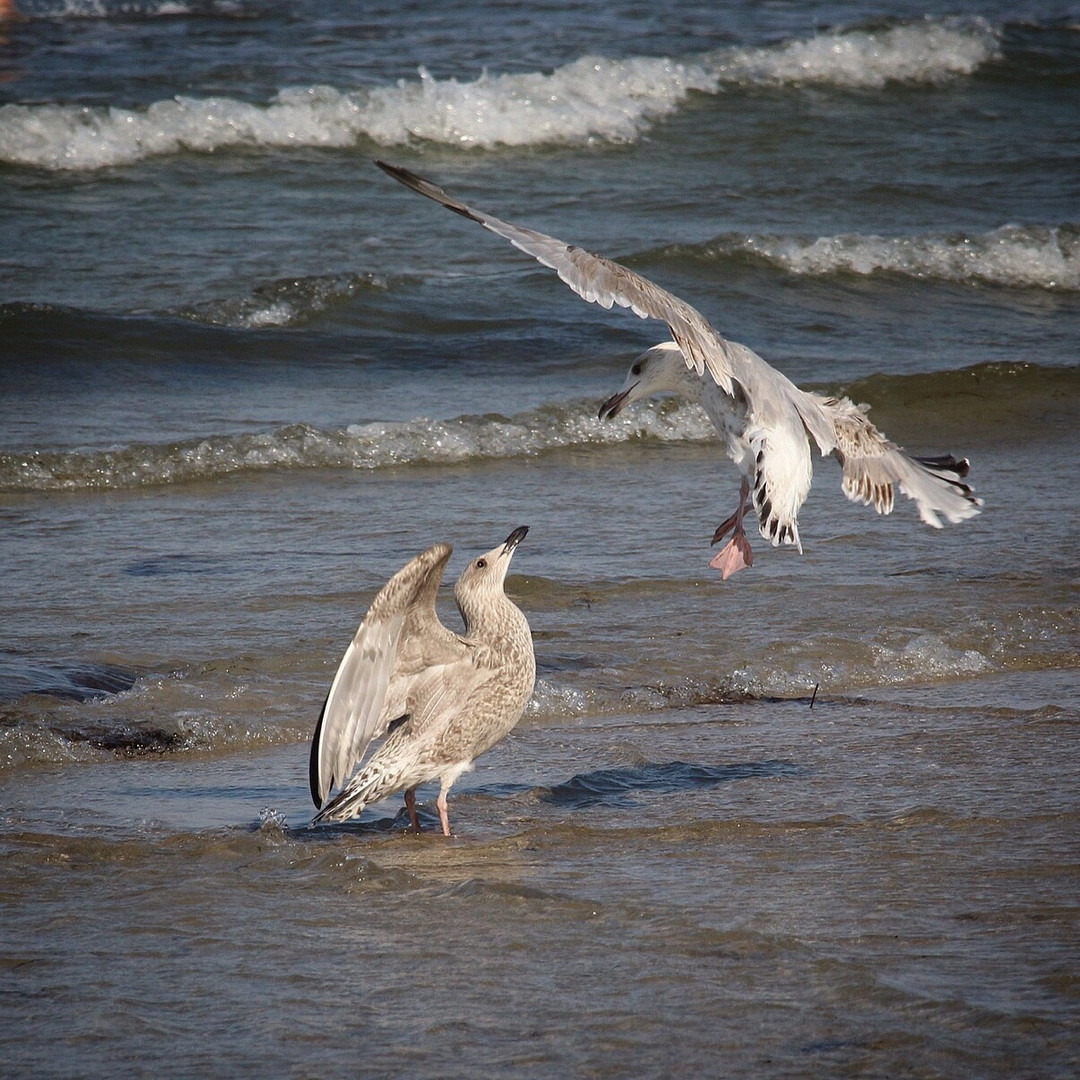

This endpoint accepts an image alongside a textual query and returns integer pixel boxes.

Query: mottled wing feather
[813,395,983,526]
[381,552,469,721]
[375,160,740,396]
[309,543,457,808]
[406,660,496,743]
[311,656,495,822]
[309,612,403,807]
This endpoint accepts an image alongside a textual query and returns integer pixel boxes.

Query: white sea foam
[18,0,243,18]
[709,18,997,88]
[0,58,715,170]
[726,631,993,698]
[525,678,592,720]
[0,19,999,171]
[726,225,1080,290]
[0,399,715,491]
[876,633,993,681]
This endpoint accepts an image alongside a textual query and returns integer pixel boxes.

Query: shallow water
[5,681,1079,1078]
[2,0,1079,1076]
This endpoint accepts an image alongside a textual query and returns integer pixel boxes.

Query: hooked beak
[597,385,636,420]
[502,525,529,555]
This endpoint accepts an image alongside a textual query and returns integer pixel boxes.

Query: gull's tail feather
[312,764,402,824]
[914,453,971,478]
[748,425,811,553]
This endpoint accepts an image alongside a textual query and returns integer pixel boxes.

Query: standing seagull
[376,161,982,578]
[310,527,534,834]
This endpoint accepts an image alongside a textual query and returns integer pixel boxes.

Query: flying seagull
[310,527,534,834]
[375,160,982,578]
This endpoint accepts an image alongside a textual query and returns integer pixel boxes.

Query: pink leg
[709,478,754,580]
[436,790,452,837]
[404,787,421,833]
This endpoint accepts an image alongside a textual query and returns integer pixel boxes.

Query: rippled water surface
[2,0,1078,1076]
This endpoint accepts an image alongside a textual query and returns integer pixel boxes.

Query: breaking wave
[0,399,716,492]
[11,0,246,17]
[684,224,1080,291]
[707,16,997,88]
[2,361,1074,492]
[0,18,999,170]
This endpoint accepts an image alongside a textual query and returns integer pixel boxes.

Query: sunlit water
[2,1,1078,1076]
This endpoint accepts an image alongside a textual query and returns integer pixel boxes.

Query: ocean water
[2,1,1079,1076]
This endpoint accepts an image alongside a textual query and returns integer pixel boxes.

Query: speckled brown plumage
[310,527,534,835]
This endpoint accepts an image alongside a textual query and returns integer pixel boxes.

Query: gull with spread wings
[376,161,981,578]
[310,527,534,835]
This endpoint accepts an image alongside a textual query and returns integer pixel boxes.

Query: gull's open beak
[598,386,635,420]
[502,525,529,554]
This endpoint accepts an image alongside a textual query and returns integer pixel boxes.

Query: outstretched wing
[309,543,461,808]
[376,160,742,397]
[814,394,983,527]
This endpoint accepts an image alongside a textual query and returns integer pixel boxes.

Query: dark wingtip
[914,453,972,479]
[374,159,409,184]
[308,692,330,809]
[375,159,434,196]
[374,159,479,221]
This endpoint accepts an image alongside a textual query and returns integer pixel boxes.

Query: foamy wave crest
[16,0,244,18]
[0,57,716,171]
[0,19,997,171]
[873,633,993,681]
[0,90,366,171]
[708,17,998,88]
[704,224,1080,291]
[525,678,592,721]
[0,400,714,492]
[359,56,718,149]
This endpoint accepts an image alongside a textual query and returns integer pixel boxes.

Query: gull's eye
[476,558,487,568]
[631,363,643,376]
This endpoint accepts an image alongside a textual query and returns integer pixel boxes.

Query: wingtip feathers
[375,159,483,223]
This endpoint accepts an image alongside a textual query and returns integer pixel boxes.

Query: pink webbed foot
[711,478,754,578]
[709,531,754,580]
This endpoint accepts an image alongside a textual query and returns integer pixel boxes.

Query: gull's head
[597,341,699,420]
[454,525,529,607]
